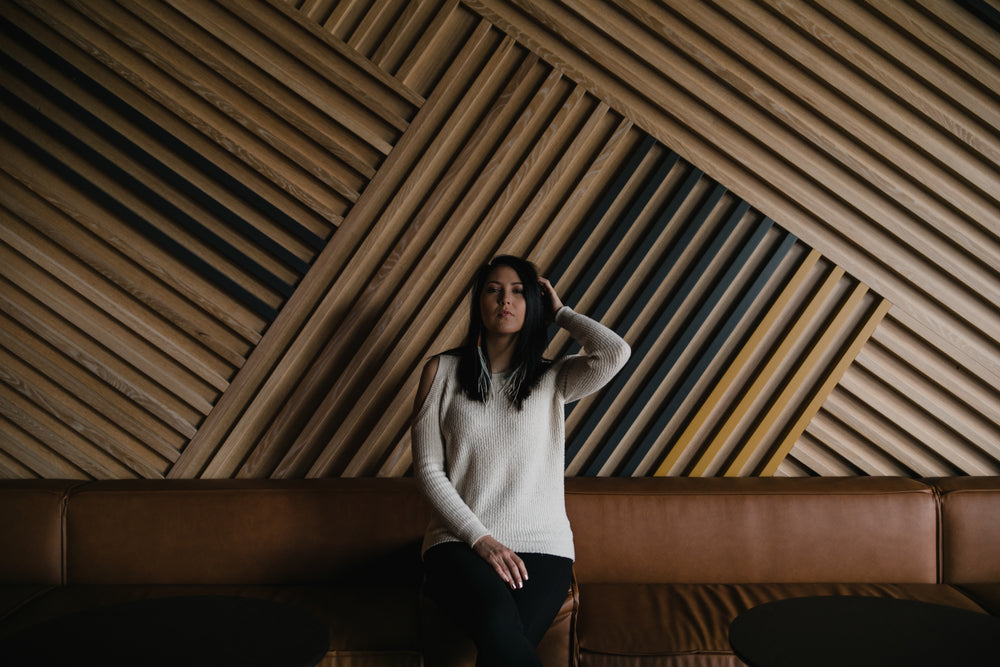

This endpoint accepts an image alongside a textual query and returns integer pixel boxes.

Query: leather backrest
[566,476,938,584]
[0,481,79,584]
[936,477,1000,583]
[65,478,429,585]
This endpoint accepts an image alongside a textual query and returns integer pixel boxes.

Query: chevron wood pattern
[1,0,998,479]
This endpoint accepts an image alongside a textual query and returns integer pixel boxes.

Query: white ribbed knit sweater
[412,307,630,560]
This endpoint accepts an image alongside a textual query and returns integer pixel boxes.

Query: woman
[411,255,630,666]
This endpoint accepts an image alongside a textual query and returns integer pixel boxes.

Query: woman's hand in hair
[472,535,529,589]
[538,277,563,321]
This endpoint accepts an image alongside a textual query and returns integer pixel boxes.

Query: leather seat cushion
[575,582,987,664]
[0,584,422,654]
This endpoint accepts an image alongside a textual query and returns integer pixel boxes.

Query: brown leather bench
[1,476,997,666]
[564,476,996,666]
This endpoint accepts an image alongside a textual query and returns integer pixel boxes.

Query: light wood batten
[2,0,997,478]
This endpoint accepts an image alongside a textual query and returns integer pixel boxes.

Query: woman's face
[479,264,526,338]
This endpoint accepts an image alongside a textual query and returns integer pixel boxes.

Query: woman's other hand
[472,535,529,589]
[537,277,563,320]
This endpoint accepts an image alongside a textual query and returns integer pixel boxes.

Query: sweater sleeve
[410,358,491,547]
[554,306,631,404]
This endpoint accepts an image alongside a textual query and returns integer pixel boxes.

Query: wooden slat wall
[0,0,417,477]
[464,0,1000,477]
[1,0,997,479]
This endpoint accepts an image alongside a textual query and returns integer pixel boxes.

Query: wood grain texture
[1,0,997,479]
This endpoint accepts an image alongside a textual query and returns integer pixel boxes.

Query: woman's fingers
[537,277,563,316]
[489,546,526,589]
[473,536,529,589]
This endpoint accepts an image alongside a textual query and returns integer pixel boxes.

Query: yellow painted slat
[757,297,893,476]
[724,283,871,476]
[674,249,821,476]
[668,264,846,477]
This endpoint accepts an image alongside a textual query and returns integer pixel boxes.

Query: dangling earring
[476,331,490,401]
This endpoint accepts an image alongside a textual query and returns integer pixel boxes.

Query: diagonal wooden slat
[1,0,997,479]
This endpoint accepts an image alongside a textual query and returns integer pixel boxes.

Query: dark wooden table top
[729,595,1000,667]
[0,595,329,667]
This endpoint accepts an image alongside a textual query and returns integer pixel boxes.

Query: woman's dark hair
[451,255,552,409]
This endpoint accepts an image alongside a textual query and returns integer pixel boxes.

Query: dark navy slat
[957,0,1000,32]
[1,17,320,274]
[581,197,756,476]
[565,164,704,417]
[0,115,278,321]
[617,223,796,476]
[548,133,657,295]
[564,180,725,468]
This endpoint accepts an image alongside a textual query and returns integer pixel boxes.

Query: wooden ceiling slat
[1,245,219,414]
[641,214,781,478]
[340,0,406,59]
[677,249,820,475]
[564,170,717,471]
[857,0,1000,120]
[469,0,1000,387]
[15,0,350,225]
[5,1,329,242]
[0,29,311,285]
[2,0,996,479]
[120,0,380,190]
[394,0,478,97]
[226,0,424,108]
[673,263,847,476]
[766,296,893,475]
[837,364,997,476]
[750,290,891,477]
[780,431,863,477]
[284,51,570,478]
[0,139,268,345]
[914,0,1000,61]
[175,18,502,478]
[332,86,623,478]
[652,0,1000,273]
[0,383,132,479]
[598,208,770,476]
[808,408,915,476]
[821,387,962,478]
[715,0,999,198]
[854,341,1000,464]
[265,41,541,477]
[0,279,201,440]
[871,317,1000,436]
[781,0,1000,159]
[0,214,232,391]
[0,430,45,479]
[0,415,87,479]
[296,0,338,25]
[0,98,286,319]
[112,0,370,202]
[0,347,169,478]
[4,1,336,240]
[189,0,414,137]
[367,0,450,76]
[0,312,184,460]
[0,174,252,366]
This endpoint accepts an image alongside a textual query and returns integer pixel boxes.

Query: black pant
[423,542,573,667]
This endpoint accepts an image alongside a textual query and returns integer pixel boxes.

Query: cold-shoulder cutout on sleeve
[412,356,441,422]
